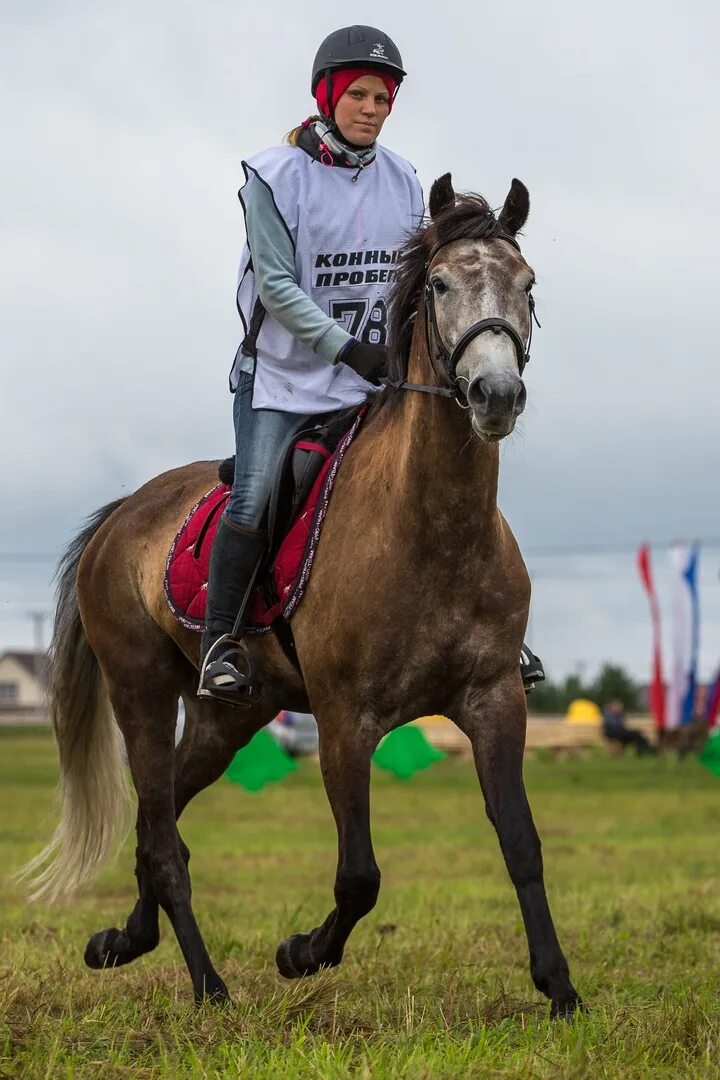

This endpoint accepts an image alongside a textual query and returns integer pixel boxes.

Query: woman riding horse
[199,24,544,702]
[199,25,422,700]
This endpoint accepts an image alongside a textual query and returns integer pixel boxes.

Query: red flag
[637,544,666,731]
[707,669,720,730]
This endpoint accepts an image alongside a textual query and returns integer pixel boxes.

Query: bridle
[383,233,540,405]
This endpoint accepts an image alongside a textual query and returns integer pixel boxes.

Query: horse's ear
[498,179,530,236]
[429,173,455,219]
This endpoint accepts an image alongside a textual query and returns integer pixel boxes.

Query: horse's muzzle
[467,374,526,439]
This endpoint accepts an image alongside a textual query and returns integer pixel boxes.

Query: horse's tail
[16,498,134,903]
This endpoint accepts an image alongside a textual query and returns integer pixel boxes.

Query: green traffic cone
[225,729,297,792]
[372,725,445,780]
[699,729,720,778]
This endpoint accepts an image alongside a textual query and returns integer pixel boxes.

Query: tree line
[529,663,640,715]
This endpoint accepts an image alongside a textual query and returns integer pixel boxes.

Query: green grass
[2,728,720,1077]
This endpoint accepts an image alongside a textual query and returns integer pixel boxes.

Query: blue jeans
[225,371,311,529]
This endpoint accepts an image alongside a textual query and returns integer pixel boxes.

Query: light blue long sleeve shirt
[235,179,352,375]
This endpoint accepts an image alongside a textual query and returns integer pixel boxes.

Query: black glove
[338,340,388,386]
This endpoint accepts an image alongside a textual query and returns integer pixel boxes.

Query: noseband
[384,233,540,404]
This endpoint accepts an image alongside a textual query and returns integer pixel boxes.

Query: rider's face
[334,75,391,146]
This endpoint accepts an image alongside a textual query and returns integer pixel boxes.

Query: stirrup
[197,633,259,707]
[520,643,545,694]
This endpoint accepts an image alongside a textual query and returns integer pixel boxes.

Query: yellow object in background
[566,698,602,724]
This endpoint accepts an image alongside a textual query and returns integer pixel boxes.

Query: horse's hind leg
[85,679,264,995]
[84,805,162,969]
[276,715,381,978]
[455,677,582,1018]
[84,661,229,1002]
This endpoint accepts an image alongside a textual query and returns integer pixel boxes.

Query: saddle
[164,405,367,639]
[218,405,362,562]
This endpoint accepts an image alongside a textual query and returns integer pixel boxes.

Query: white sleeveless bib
[231,144,424,413]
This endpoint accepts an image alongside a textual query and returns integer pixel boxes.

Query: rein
[384,233,540,404]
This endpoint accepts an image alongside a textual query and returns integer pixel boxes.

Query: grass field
[2,728,720,1078]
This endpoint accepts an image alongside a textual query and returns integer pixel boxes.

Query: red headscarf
[315,67,398,119]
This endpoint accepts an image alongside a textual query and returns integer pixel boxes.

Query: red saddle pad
[164,410,365,631]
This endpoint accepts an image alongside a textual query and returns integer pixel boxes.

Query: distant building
[0,651,49,719]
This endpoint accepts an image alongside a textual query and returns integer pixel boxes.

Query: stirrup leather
[197,633,259,706]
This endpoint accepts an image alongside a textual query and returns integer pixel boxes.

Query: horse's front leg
[455,676,583,1018]
[276,719,381,978]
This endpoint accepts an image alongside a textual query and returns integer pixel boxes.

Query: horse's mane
[386,193,503,386]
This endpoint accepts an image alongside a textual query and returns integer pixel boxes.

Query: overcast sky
[2,1,719,681]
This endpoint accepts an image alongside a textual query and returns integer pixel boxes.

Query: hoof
[276,933,311,979]
[84,927,123,969]
[550,995,586,1019]
[276,932,341,979]
[276,932,331,979]
[84,925,159,969]
[194,975,230,1005]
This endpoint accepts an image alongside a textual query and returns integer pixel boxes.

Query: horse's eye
[432,277,448,296]
[525,279,536,294]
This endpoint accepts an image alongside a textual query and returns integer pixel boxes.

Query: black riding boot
[197,516,267,706]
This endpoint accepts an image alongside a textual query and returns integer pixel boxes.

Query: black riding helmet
[311,26,406,119]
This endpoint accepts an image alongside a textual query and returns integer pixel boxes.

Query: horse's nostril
[467,377,490,410]
[514,382,527,415]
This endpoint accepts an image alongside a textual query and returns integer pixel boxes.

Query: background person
[602,698,655,755]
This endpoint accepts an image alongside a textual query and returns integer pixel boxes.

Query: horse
[20,173,582,1017]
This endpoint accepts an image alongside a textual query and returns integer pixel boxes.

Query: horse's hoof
[276,933,315,979]
[550,995,586,1019]
[194,975,230,1005]
[84,927,123,969]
